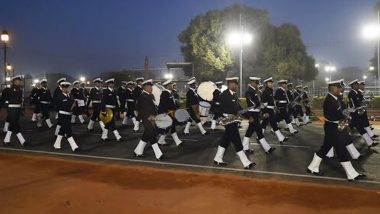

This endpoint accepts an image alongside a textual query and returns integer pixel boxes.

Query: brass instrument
[99,108,113,124]
[219,106,255,126]
[338,108,353,132]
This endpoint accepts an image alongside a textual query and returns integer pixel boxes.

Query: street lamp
[370,66,375,71]
[325,77,330,82]
[362,17,380,88]
[164,73,173,79]
[1,30,9,85]
[315,63,319,68]
[324,65,336,80]
[79,76,86,82]
[363,75,367,80]
[33,79,39,84]
[226,15,253,96]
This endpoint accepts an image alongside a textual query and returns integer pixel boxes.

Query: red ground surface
[0,151,379,213]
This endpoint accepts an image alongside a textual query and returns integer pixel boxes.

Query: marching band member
[53,81,80,152]
[30,81,41,122]
[293,85,304,126]
[171,82,180,107]
[275,80,298,135]
[213,77,254,169]
[307,80,365,181]
[210,81,223,130]
[157,79,183,146]
[358,81,378,139]
[184,77,207,135]
[1,75,28,146]
[260,77,288,143]
[348,80,378,147]
[134,79,166,160]
[53,77,66,119]
[118,81,128,126]
[302,86,312,124]
[71,80,86,124]
[121,81,134,126]
[86,78,105,131]
[37,79,54,129]
[286,83,297,126]
[242,77,275,154]
[132,77,144,132]
[100,78,122,142]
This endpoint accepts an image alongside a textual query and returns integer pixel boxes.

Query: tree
[179,4,318,85]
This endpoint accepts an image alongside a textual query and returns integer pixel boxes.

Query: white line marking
[1,147,379,185]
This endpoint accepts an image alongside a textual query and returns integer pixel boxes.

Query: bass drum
[155,114,173,129]
[174,109,190,123]
[197,81,217,101]
[152,84,162,106]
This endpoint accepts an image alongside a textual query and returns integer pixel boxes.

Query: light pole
[226,14,253,96]
[1,30,9,85]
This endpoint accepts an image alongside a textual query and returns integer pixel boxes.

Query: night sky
[0,0,379,78]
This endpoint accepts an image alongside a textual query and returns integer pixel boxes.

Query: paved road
[1,117,379,188]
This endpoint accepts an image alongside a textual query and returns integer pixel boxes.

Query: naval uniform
[0,86,23,136]
[186,87,201,123]
[158,89,178,134]
[30,87,41,116]
[348,89,366,135]
[244,85,264,140]
[316,93,350,161]
[37,87,52,121]
[302,91,311,116]
[219,89,244,151]
[337,93,353,146]
[293,89,304,119]
[172,89,180,108]
[133,85,143,119]
[211,88,222,121]
[101,87,119,131]
[87,86,103,122]
[125,88,136,119]
[71,87,86,121]
[274,87,292,124]
[136,91,159,144]
[117,86,127,115]
[260,87,280,131]
[56,92,75,138]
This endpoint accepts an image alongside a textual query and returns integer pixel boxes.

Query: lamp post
[6,63,13,77]
[226,14,253,96]
[1,30,9,85]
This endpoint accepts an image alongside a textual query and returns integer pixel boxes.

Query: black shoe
[133,130,139,133]
[372,135,379,139]
[184,133,190,136]
[307,169,324,176]
[213,161,228,167]
[53,147,62,150]
[266,147,276,154]
[156,154,167,161]
[22,141,29,147]
[3,142,10,147]
[370,142,379,148]
[371,127,374,130]
[134,153,144,158]
[244,149,254,155]
[73,147,80,153]
[202,131,209,136]
[244,162,256,169]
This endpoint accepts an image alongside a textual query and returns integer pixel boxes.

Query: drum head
[175,109,190,123]
[155,114,173,128]
[197,81,217,101]
[152,84,162,106]
[199,101,211,108]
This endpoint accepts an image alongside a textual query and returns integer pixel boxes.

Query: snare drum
[199,101,211,117]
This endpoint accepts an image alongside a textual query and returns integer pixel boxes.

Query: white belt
[126,99,134,102]
[278,100,287,104]
[248,109,260,112]
[8,104,21,108]
[106,105,115,109]
[40,101,50,104]
[266,106,275,109]
[92,100,101,103]
[59,110,72,115]
[325,119,339,124]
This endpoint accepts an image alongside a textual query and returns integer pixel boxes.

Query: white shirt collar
[229,89,236,95]
[108,87,114,91]
[328,92,338,100]
[143,90,150,94]
[249,85,256,91]
[279,87,286,91]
